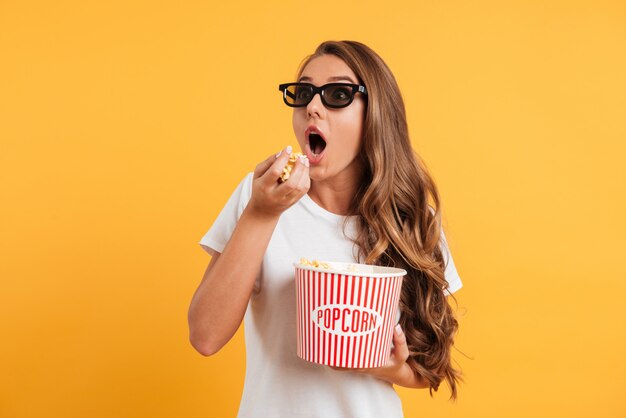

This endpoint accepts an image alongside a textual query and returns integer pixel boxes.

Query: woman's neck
[307,171,363,216]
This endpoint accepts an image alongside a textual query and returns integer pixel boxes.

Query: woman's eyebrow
[298,75,357,83]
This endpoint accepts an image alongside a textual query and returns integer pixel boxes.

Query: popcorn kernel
[299,258,330,269]
[278,152,304,183]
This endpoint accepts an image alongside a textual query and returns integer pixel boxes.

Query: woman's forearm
[188,205,279,356]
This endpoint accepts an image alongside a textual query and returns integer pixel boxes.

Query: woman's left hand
[330,324,427,388]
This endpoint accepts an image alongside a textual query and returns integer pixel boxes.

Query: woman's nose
[306,92,324,119]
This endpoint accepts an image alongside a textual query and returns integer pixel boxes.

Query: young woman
[189,40,463,418]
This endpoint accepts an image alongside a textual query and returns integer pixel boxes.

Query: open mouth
[309,133,327,156]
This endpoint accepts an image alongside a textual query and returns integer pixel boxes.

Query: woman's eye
[296,89,312,100]
[331,88,350,100]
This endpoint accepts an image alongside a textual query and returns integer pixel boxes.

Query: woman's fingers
[249,147,309,215]
[256,146,292,186]
[284,155,310,198]
[254,153,277,179]
[391,324,409,363]
[254,146,291,180]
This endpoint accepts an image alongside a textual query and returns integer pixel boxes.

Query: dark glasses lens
[278,83,367,109]
[288,84,315,106]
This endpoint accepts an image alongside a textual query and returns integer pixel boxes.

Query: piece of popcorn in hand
[278,152,304,183]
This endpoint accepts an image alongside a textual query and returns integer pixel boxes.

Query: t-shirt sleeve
[440,229,463,296]
[198,172,254,256]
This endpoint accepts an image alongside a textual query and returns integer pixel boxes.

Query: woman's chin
[307,166,327,182]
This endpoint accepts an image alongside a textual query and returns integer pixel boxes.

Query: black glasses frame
[278,82,368,109]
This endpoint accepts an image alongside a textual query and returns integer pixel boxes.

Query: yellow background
[1,0,625,417]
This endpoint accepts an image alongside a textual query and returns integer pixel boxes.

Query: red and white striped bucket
[294,261,406,369]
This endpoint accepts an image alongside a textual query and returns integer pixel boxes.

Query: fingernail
[275,150,282,158]
[395,324,402,335]
[286,145,293,155]
[300,155,309,167]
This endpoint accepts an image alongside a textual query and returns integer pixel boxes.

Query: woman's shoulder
[231,171,254,204]
[242,171,254,195]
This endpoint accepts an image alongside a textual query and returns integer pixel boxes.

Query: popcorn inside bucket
[299,257,359,272]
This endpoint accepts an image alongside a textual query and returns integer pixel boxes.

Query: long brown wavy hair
[295,41,463,400]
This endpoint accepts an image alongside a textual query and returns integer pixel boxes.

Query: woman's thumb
[392,324,409,361]
[254,146,290,180]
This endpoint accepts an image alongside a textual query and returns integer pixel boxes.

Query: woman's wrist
[382,363,428,389]
[243,202,282,223]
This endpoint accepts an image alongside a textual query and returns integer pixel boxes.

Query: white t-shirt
[199,172,463,418]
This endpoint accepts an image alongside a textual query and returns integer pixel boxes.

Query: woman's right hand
[246,145,310,219]
[190,146,308,356]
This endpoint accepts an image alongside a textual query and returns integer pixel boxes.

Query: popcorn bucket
[294,261,406,369]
